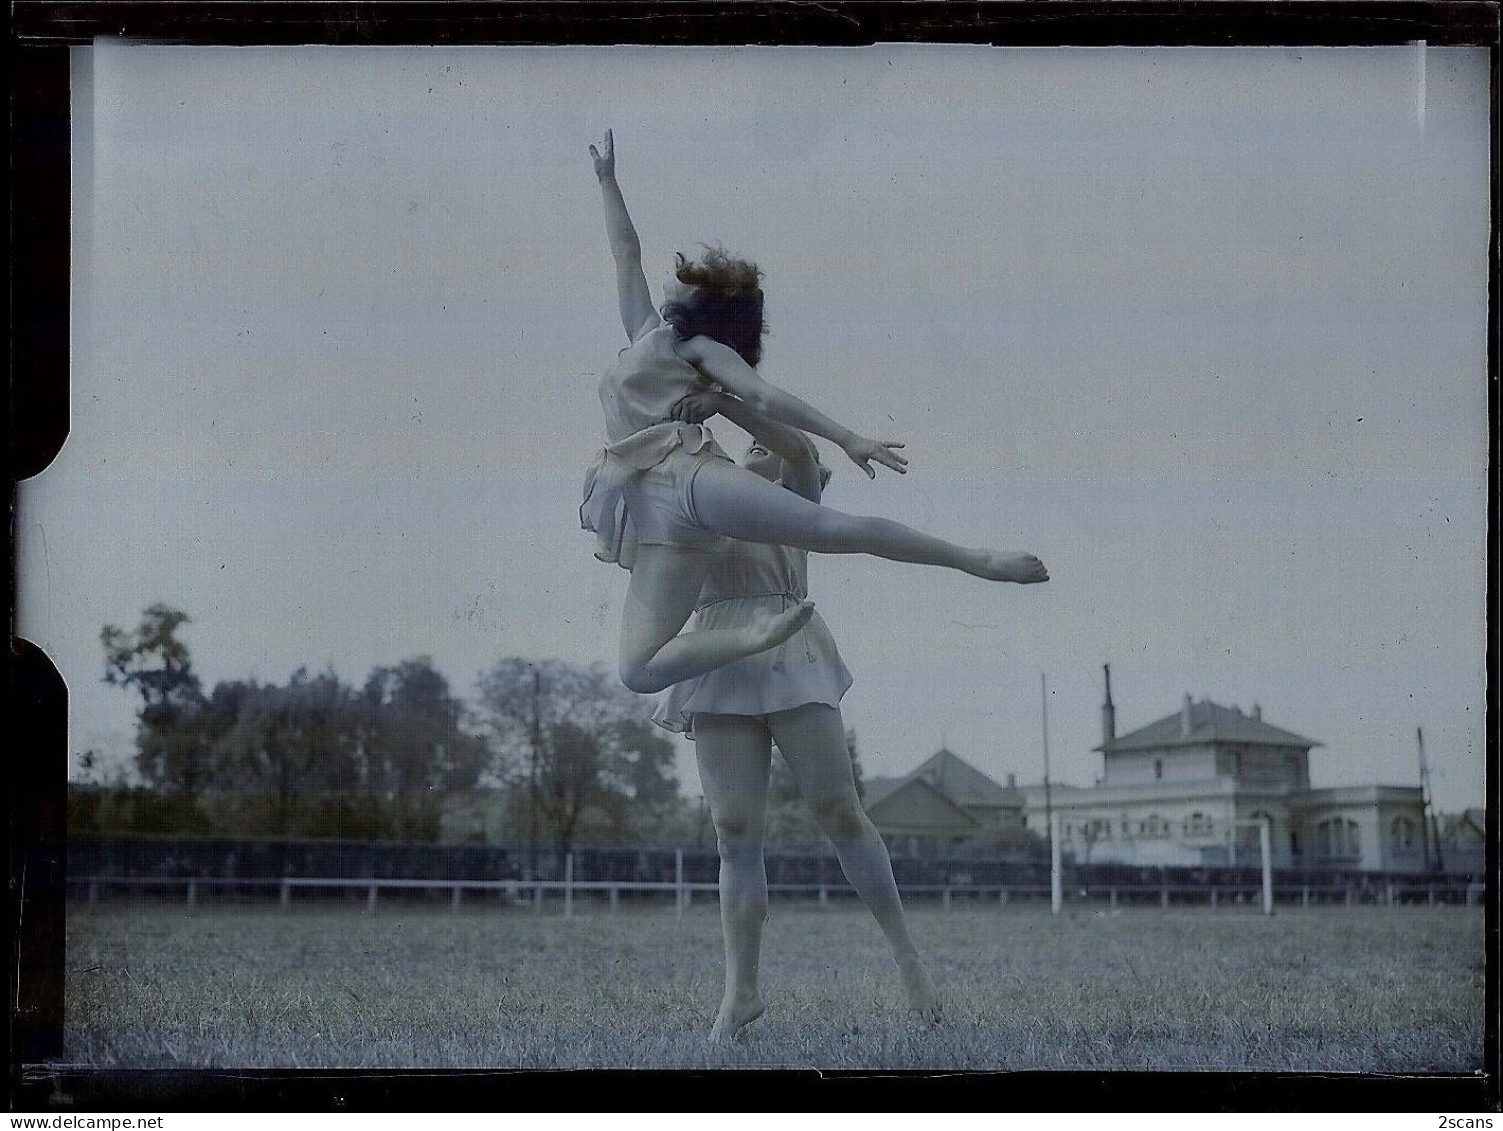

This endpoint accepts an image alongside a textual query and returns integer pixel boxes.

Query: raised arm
[590,130,660,341]
[672,389,824,501]
[675,335,907,479]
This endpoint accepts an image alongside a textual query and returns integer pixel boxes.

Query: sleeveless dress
[651,530,853,737]
[580,322,735,570]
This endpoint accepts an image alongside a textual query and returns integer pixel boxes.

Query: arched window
[1315,818,1362,859]
[1390,816,1416,849]
[1239,811,1273,853]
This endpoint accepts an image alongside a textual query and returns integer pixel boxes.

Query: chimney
[1006,772,1017,789]
[1253,703,1262,721]
[1101,663,1117,745]
[1181,693,1194,737]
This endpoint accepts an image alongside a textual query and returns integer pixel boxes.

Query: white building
[1021,671,1431,872]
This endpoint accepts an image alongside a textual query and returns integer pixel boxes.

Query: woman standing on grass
[582,129,1049,697]
[652,390,941,1041]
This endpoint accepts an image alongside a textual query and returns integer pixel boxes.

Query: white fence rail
[68,874,1484,913]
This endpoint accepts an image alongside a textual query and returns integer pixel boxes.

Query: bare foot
[710,990,766,1043]
[969,551,1048,584]
[744,599,816,652]
[898,956,942,1024]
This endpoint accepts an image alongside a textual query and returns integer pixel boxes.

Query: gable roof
[864,776,980,829]
[1096,698,1319,754]
[867,748,1021,811]
[911,747,1020,807]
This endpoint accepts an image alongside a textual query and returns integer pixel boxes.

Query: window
[1239,811,1272,853]
[1315,818,1362,859]
[1154,758,1163,781]
[1390,816,1416,849]
[1139,814,1170,839]
[1183,812,1215,837]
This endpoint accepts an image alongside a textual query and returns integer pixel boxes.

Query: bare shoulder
[672,332,735,366]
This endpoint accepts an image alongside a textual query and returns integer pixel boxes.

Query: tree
[475,658,681,858]
[101,604,210,801]
[358,657,489,837]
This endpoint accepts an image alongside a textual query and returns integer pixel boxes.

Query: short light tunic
[580,323,733,569]
[651,527,853,736]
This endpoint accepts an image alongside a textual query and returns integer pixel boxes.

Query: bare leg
[695,712,774,1042]
[769,703,942,1023]
[617,545,815,693]
[691,459,1048,583]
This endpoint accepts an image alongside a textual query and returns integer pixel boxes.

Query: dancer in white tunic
[653,389,941,1041]
[583,130,1049,696]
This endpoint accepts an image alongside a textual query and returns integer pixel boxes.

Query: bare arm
[676,335,907,479]
[675,389,818,465]
[590,130,660,341]
[671,389,824,501]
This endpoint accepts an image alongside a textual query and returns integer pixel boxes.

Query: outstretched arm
[672,390,824,501]
[590,130,660,341]
[676,335,907,479]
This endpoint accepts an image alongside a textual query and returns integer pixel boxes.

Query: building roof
[1095,698,1319,754]
[864,776,980,830]
[867,748,1021,810]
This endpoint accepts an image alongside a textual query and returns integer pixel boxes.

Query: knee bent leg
[812,795,868,845]
[715,817,762,860]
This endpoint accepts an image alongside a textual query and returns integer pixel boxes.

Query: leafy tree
[358,658,489,837]
[475,658,680,858]
[101,604,210,801]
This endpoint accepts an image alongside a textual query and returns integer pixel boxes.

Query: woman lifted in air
[582,129,1048,696]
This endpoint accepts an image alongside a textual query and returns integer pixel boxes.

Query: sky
[17,42,1490,812]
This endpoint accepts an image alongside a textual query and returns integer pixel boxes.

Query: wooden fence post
[675,849,685,920]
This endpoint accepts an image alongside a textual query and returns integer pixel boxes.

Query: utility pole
[530,667,542,882]
[1041,672,1053,837]
[1418,727,1443,872]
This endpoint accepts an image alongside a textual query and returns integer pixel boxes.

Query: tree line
[81,604,678,852]
[78,604,864,852]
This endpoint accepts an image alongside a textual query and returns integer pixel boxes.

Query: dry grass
[63,901,1485,1071]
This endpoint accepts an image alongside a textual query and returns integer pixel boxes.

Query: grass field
[63,901,1484,1071]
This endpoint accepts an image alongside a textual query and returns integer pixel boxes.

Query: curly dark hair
[661,246,766,367]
